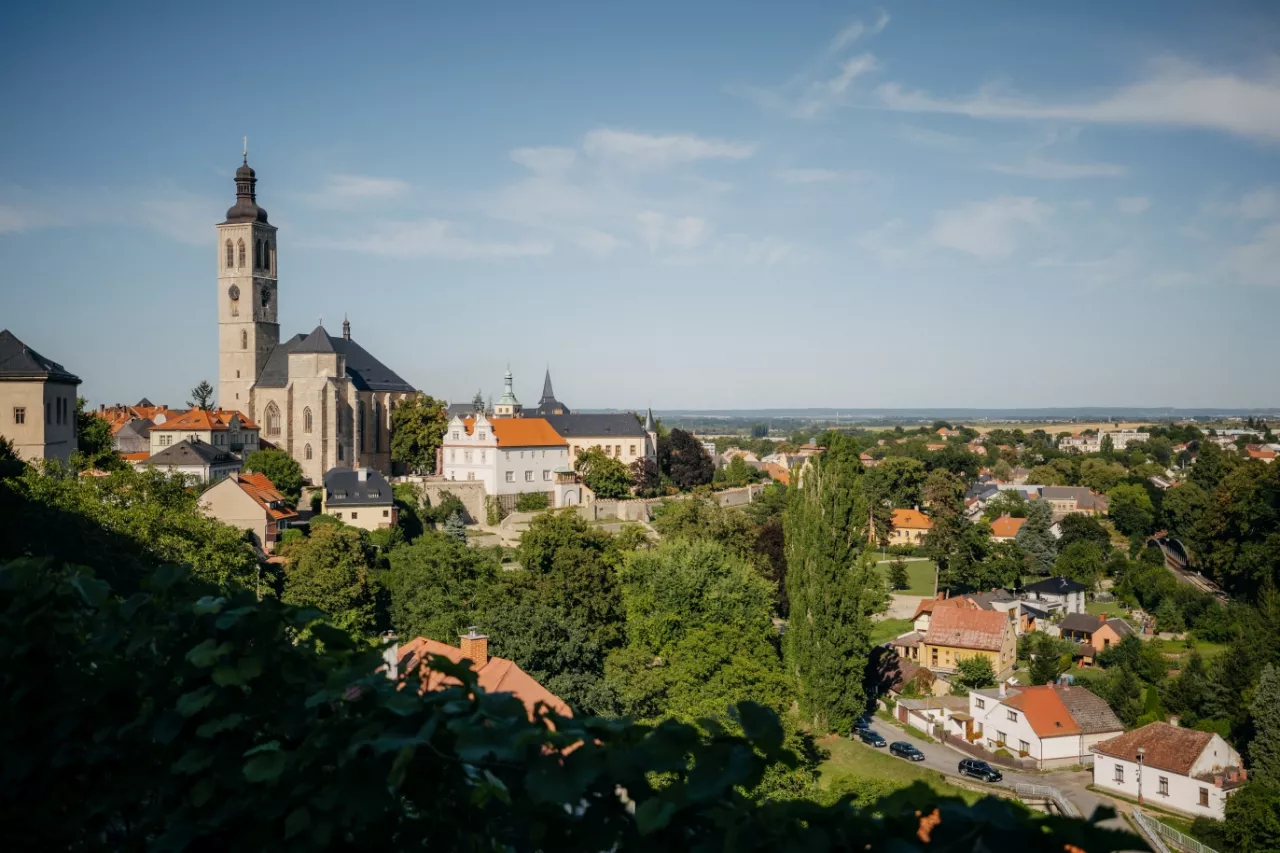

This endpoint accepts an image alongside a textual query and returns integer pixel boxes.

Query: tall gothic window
[265,242,272,273]
[237,239,246,268]
[304,443,312,460]
[303,407,313,433]
[264,402,281,437]
[225,240,234,269]
[240,329,248,350]
[372,400,380,453]
[357,401,366,451]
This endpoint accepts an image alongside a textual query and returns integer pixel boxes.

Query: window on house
[383,509,389,517]
[931,649,938,666]
[616,445,621,456]
[543,470,550,481]
[1019,740,1029,754]
[351,512,358,520]
[996,731,1006,745]
[452,431,459,440]
[525,471,533,482]
[334,512,342,519]
[450,450,456,461]
[304,444,312,460]
[1158,777,1169,796]
[505,471,514,482]
[630,444,636,455]
[975,698,985,710]
[1114,765,1124,783]
[1007,710,1018,722]
[466,472,474,481]
[241,329,248,350]
[337,445,344,461]
[480,451,486,463]
[464,450,473,463]
[1199,788,1209,807]
[479,432,486,441]
[13,407,24,425]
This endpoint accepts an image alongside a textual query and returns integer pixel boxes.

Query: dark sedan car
[958,758,1003,782]
[889,741,926,761]
[857,729,887,747]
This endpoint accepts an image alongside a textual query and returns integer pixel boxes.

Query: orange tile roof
[397,637,571,720]
[1092,722,1216,776]
[121,451,151,462]
[891,508,933,531]
[989,515,1026,539]
[463,417,566,448]
[1247,447,1277,460]
[235,472,297,521]
[148,408,257,432]
[1002,685,1080,738]
[911,594,979,621]
[763,462,790,485]
[925,443,946,451]
[923,607,1008,652]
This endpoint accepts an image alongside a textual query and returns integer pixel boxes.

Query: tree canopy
[389,393,448,474]
[659,429,714,490]
[242,448,305,504]
[575,447,632,498]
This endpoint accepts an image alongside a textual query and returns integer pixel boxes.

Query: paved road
[853,718,1128,830]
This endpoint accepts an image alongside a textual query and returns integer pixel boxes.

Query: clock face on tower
[227,284,240,300]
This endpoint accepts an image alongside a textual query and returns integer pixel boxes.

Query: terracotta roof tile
[763,462,790,485]
[235,472,297,521]
[923,607,1008,652]
[148,408,258,432]
[397,637,571,720]
[891,508,933,531]
[989,515,1026,538]
[1092,722,1215,776]
[1003,685,1080,737]
[463,417,566,448]
[911,595,978,621]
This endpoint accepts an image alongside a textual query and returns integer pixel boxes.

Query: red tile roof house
[384,630,571,722]
[966,683,1123,769]
[1091,722,1246,820]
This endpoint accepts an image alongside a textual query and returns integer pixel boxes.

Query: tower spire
[242,136,248,164]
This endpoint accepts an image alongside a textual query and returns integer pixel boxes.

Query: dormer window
[479,432,487,441]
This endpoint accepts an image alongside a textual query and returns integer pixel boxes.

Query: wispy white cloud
[635,211,709,252]
[989,157,1126,180]
[931,196,1050,259]
[582,129,755,170]
[877,59,1280,142]
[0,184,213,243]
[827,9,888,53]
[1205,186,1279,220]
[510,146,577,175]
[1116,196,1151,215]
[897,125,974,151]
[298,174,409,208]
[793,53,880,118]
[328,219,552,260]
[1223,223,1280,286]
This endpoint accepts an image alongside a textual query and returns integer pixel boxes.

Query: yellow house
[886,508,932,546]
[922,606,1017,677]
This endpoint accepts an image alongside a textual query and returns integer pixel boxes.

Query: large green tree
[1252,664,1280,786]
[242,448,305,504]
[188,379,214,409]
[659,428,714,490]
[1015,499,1057,575]
[389,393,448,474]
[384,531,499,644]
[783,439,884,732]
[1107,483,1156,537]
[1053,540,1104,589]
[575,447,632,498]
[282,523,377,638]
[74,397,122,472]
[862,456,927,510]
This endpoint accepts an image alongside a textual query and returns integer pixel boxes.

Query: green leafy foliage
[1015,500,1057,574]
[385,531,499,644]
[575,447,632,498]
[1053,540,1104,589]
[74,397,123,472]
[954,655,996,691]
[188,379,215,409]
[515,491,550,512]
[281,523,377,638]
[658,428,714,490]
[389,393,448,474]
[1250,664,1280,786]
[242,448,305,505]
[1106,483,1155,537]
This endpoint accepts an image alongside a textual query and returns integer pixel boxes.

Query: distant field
[817,735,983,804]
[877,558,936,597]
[972,421,1154,434]
[870,617,914,646]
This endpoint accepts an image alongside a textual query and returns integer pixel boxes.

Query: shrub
[515,492,550,512]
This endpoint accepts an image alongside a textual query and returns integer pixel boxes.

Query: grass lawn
[871,618,914,646]
[817,734,982,804]
[877,559,937,596]
[1158,637,1229,665]
[1086,600,1129,617]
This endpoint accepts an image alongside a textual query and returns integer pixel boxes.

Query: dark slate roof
[1060,612,1102,634]
[1054,685,1123,734]
[116,418,153,441]
[0,330,81,383]
[136,397,154,407]
[1105,618,1135,638]
[223,159,269,224]
[447,402,484,419]
[968,589,1018,610]
[294,325,337,354]
[1024,576,1087,596]
[323,467,393,506]
[544,412,646,439]
[145,439,238,467]
[534,369,570,416]
[256,332,414,392]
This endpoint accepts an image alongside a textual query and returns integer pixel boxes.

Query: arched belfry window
[225,240,234,269]
[357,401,366,451]
[304,443,313,460]
[264,402,281,437]
[265,242,272,273]
[240,329,248,350]
[237,239,246,268]
[254,240,262,269]
[303,407,313,433]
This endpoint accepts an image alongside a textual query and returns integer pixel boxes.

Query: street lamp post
[1136,746,1145,805]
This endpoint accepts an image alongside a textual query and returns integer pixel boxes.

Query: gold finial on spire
[242,136,248,164]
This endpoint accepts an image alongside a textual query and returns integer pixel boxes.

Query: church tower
[217,148,279,412]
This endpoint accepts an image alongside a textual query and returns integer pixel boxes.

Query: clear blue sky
[2,0,1278,409]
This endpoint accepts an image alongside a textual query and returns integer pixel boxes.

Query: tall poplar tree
[1252,664,1280,786]
[783,438,885,732]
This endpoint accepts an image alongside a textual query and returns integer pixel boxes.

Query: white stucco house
[967,683,1123,769]
[440,413,579,509]
[1091,722,1246,820]
[1021,576,1087,615]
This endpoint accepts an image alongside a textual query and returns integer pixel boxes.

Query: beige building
[0,330,81,464]
[321,467,397,531]
[921,606,1018,677]
[199,472,298,553]
[886,508,933,546]
[214,155,415,486]
[148,408,260,457]
[140,439,242,483]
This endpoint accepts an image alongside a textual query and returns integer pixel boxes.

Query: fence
[941,732,1037,771]
[1132,808,1219,853]
[1013,784,1080,818]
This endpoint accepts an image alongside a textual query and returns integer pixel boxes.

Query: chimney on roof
[382,632,400,680]
[1167,715,1180,728]
[357,467,367,482]
[999,681,1007,698]
[459,627,489,669]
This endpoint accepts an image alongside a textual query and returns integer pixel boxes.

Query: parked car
[890,741,925,761]
[958,758,1003,782]
[853,717,871,731]
[857,729,887,747]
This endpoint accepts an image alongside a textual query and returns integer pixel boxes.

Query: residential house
[441,413,573,508]
[763,462,790,485]
[1007,467,1032,486]
[1108,430,1147,449]
[868,646,943,699]
[910,594,978,632]
[1021,576,1087,615]
[894,695,972,739]
[1245,444,1277,463]
[891,631,925,663]
[968,683,1123,769]
[921,606,1017,677]
[936,427,954,437]
[859,452,881,468]
[1091,722,1246,820]
[925,442,947,452]
[989,515,1026,542]
[112,417,153,457]
[719,447,760,468]
[1039,486,1109,519]
[546,410,658,468]
[1059,613,1135,666]
[387,629,571,721]
[886,508,933,546]
[140,439,241,483]
[1059,434,1100,454]
[0,329,81,464]
[199,471,297,552]
[321,467,396,531]
[148,408,261,459]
